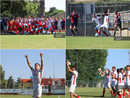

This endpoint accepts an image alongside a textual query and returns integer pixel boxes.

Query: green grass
[66,87,114,98]
[1,95,65,98]
[0,35,66,49]
[66,36,130,49]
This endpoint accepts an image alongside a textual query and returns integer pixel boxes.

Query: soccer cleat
[100,95,104,97]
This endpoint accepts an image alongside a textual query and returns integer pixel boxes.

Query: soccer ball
[95,33,99,37]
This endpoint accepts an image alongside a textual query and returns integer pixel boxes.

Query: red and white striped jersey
[32,68,43,86]
[71,71,78,86]
[112,71,117,82]
[117,72,123,85]
[126,70,130,84]
[121,72,125,84]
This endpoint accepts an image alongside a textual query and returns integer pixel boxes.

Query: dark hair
[73,9,76,12]
[127,65,130,67]
[35,63,40,66]
[104,11,107,13]
[120,68,123,70]
[112,66,116,69]
[72,65,76,70]
[117,69,120,72]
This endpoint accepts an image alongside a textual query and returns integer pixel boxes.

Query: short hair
[127,65,130,67]
[115,9,118,12]
[120,68,124,70]
[73,9,77,12]
[112,66,116,69]
[35,63,40,66]
[72,65,77,70]
[117,69,120,72]
[104,10,107,13]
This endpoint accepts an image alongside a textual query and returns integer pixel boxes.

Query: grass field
[66,36,130,49]
[1,95,65,98]
[0,35,66,49]
[66,87,117,98]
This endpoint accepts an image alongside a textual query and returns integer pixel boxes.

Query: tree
[16,78,22,88]
[0,65,7,88]
[49,7,57,14]
[7,76,14,89]
[40,0,45,16]
[66,50,108,87]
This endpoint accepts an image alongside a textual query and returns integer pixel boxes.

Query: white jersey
[112,71,117,83]
[92,16,102,25]
[71,71,78,86]
[121,72,125,84]
[126,70,130,84]
[46,20,52,28]
[103,15,109,26]
[32,68,42,86]
[58,19,62,27]
[117,73,123,85]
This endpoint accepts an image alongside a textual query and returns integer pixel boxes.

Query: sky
[45,0,66,11]
[105,49,129,70]
[0,49,65,81]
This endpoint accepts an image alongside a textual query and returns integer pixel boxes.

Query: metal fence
[66,2,130,36]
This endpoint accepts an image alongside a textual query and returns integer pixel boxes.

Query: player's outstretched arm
[66,60,73,73]
[67,16,70,19]
[40,52,44,71]
[25,55,33,71]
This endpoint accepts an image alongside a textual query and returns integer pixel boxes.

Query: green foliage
[7,76,14,89]
[66,50,108,87]
[16,78,22,89]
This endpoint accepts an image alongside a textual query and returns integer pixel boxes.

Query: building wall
[22,82,32,89]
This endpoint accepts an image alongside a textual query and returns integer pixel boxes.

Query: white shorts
[4,26,8,31]
[58,26,61,29]
[33,85,42,98]
[104,82,111,88]
[69,85,76,93]
[96,24,102,29]
[100,24,109,29]
[111,81,117,88]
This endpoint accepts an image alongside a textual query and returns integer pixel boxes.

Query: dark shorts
[70,22,78,27]
[117,23,122,28]
[48,88,51,92]
[62,25,65,29]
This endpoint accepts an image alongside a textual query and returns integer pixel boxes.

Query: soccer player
[25,53,44,98]
[57,17,62,32]
[124,65,130,98]
[98,10,110,36]
[48,81,52,96]
[110,66,117,96]
[116,69,123,98]
[90,14,102,36]
[67,9,82,36]
[66,60,81,98]
[114,10,122,36]
[98,68,114,97]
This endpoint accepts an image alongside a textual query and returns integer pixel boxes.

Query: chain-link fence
[66,2,130,36]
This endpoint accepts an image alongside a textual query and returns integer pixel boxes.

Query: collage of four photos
[0,0,130,98]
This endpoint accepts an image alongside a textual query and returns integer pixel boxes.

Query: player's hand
[66,60,70,66]
[67,16,70,19]
[40,52,43,57]
[25,55,28,58]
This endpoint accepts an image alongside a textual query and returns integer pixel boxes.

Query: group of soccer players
[98,65,130,98]
[1,16,65,35]
[68,9,123,36]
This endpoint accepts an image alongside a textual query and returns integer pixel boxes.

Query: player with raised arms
[98,68,114,97]
[66,60,81,98]
[67,9,83,36]
[25,52,44,98]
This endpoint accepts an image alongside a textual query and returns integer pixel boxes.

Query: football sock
[98,31,100,36]
[103,31,108,36]
[110,90,113,95]
[71,30,75,36]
